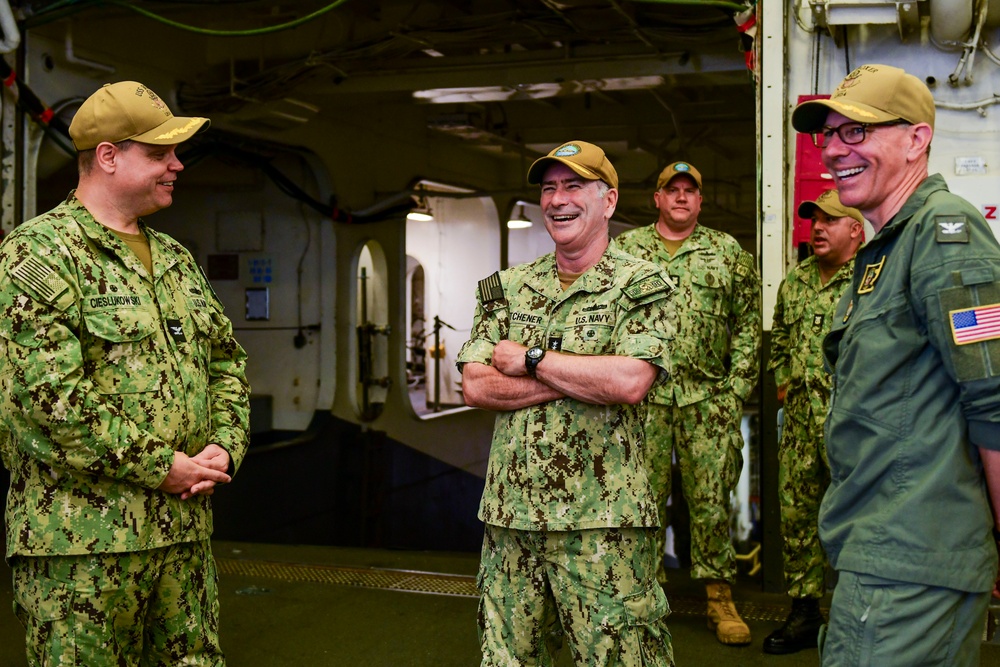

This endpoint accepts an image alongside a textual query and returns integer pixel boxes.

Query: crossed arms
[462,339,658,410]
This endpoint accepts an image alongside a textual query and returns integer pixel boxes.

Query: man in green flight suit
[763,189,863,655]
[793,63,1000,667]
[617,160,761,645]
[458,140,676,665]
[0,81,250,666]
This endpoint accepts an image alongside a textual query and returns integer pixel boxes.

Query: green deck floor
[3,541,1000,666]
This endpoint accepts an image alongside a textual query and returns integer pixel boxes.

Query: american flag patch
[950,303,1000,345]
[478,271,504,303]
[10,255,67,303]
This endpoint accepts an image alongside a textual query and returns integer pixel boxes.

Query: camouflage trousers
[11,539,223,667]
[478,524,674,667]
[779,391,830,599]
[644,395,744,583]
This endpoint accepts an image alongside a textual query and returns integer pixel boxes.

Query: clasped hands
[157,444,231,500]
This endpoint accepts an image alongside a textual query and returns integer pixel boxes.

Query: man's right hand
[158,451,232,500]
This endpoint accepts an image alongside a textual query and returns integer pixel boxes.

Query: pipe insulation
[930,0,974,47]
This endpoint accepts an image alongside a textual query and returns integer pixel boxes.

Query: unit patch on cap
[936,215,970,243]
[674,163,691,172]
[554,144,582,157]
[837,66,869,90]
[140,86,170,115]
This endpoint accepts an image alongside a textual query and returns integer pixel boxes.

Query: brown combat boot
[705,580,752,645]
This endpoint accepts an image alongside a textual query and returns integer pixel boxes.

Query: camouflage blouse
[617,223,761,406]
[768,254,854,419]
[0,193,250,557]
[458,241,675,531]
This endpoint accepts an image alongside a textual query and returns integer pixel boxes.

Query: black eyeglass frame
[811,120,911,148]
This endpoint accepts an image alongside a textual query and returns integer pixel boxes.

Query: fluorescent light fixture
[413,76,664,104]
[507,203,533,229]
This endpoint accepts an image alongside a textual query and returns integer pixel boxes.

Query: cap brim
[132,116,210,145]
[797,201,819,219]
[799,199,862,222]
[792,98,900,133]
[527,156,602,185]
[661,172,702,190]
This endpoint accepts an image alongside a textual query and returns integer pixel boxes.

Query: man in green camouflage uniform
[616,161,761,646]
[0,82,250,666]
[763,189,863,655]
[458,141,676,666]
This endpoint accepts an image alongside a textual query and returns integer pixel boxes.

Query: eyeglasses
[811,120,910,148]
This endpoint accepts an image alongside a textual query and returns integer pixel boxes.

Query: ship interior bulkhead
[1,0,1000,664]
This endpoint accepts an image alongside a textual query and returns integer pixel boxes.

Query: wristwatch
[525,346,546,378]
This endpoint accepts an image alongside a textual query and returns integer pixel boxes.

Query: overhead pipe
[945,0,987,85]
[0,0,20,54]
[930,0,974,47]
[935,93,1000,113]
[629,0,749,11]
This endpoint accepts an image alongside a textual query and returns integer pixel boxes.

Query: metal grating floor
[217,558,479,598]
[215,557,795,622]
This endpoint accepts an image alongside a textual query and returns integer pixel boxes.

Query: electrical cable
[174,4,736,113]
[630,0,748,11]
[981,34,1000,67]
[180,139,412,224]
[293,159,317,348]
[101,0,349,37]
[813,29,821,95]
[793,0,815,34]
[843,24,851,76]
[25,0,350,35]
[0,57,75,156]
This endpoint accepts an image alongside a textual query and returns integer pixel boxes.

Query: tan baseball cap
[69,81,210,151]
[798,189,864,223]
[792,63,935,133]
[656,161,702,190]
[527,141,619,189]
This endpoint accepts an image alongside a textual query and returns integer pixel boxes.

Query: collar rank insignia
[166,318,186,342]
[935,215,970,243]
[857,255,885,294]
